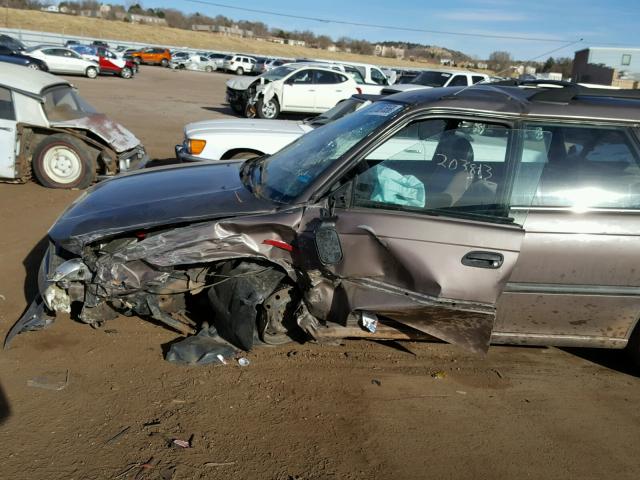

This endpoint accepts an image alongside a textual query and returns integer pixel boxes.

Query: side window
[472,76,486,84]
[289,70,313,84]
[345,66,365,84]
[0,87,15,121]
[371,68,388,85]
[521,124,640,209]
[43,49,60,56]
[353,119,515,221]
[314,70,340,84]
[448,75,469,87]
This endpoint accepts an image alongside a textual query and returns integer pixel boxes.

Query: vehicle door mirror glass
[314,219,343,265]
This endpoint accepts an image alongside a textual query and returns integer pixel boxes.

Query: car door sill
[491,331,628,348]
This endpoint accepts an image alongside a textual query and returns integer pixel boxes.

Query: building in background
[572,47,640,88]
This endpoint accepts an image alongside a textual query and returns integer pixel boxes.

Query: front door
[0,87,17,180]
[299,116,545,353]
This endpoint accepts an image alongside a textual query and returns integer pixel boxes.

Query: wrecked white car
[226,65,360,119]
[10,83,640,368]
[0,63,147,189]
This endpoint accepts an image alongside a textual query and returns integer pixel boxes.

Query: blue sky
[139,0,639,59]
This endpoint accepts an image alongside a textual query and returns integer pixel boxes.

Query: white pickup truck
[385,69,489,93]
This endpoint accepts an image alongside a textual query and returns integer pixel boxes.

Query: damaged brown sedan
[8,81,640,367]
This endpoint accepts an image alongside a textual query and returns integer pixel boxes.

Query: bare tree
[488,51,512,72]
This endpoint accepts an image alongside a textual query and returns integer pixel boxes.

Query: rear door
[300,115,544,352]
[495,122,640,347]
[0,87,17,179]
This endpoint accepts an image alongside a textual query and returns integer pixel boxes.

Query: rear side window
[518,124,640,209]
[0,87,15,121]
[314,70,341,84]
[472,75,486,84]
[448,75,469,87]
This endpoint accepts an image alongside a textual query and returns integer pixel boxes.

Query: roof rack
[491,79,640,103]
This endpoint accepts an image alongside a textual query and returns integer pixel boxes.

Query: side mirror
[314,219,343,265]
[284,78,294,85]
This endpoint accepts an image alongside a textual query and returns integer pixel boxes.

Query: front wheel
[236,67,244,76]
[256,97,280,119]
[86,66,98,79]
[120,67,132,79]
[205,66,213,73]
[32,135,96,189]
[27,63,41,70]
[161,58,169,67]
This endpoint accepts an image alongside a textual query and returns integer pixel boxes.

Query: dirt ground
[1,67,640,480]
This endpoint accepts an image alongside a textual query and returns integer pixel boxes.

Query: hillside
[2,8,449,69]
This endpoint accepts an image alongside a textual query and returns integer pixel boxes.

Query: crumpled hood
[226,76,258,91]
[51,114,141,153]
[49,161,276,253]
[185,118,312,138]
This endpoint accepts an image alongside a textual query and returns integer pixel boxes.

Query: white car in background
[176,94,378,161]
[171,54,217,72]
[226,65,361,119]
[0,64,146,189]
[25,45,100,78]
[222,55,256,75]
[290,62,390,94]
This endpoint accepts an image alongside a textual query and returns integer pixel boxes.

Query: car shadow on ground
[562,347,639,377]
[201,106,236,115]
[0,383,9,425]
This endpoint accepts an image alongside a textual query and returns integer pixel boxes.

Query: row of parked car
[223,61,490,119]
[6,59,640,371]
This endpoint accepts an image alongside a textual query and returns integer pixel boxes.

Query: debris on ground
[172,435,193,449]
[26,369,70,391]
[204,461,236,467]
[165,326,239,365]
[431,370,447,380]
[105,426,131,445]
[360,311,378,334]
[371,379,382,386]
[237,357,250,367]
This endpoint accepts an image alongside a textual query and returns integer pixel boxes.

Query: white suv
[222,55,256,75]
[226,65,361,119]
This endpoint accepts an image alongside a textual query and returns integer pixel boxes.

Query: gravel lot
[1,66,640,480]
